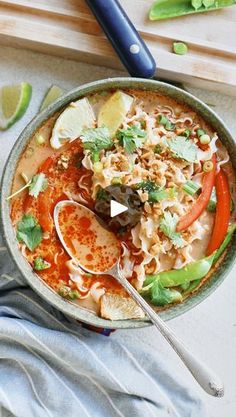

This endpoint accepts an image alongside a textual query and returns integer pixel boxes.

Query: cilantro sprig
[136,180,176,203]
[117,125,146,154]
[159,211,184,248]
[81,127,113,162]
[7,173,48,201]
[16,214,43,251]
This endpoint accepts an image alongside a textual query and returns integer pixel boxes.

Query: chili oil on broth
[10,88,236,318]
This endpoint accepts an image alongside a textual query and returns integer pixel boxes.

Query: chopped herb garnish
[16,214,43,251]
[117,125,146,154]
[7,173,48,201]
[173,42,188,55]
[154,144,163,154]
[96,188,109,200]
[157,114,168,125]
[167,136,198,163]
[165,120,176,131]
[29,173,48,198]
[160,211,184,248]
[136,181,175,203]
[183,129,191,138]
[81,127,113,162]
[34,257,51,271]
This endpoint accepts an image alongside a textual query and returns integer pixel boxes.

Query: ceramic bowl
[1,77,236,329]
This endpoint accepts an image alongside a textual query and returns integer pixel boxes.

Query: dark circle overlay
[94,185,143,232]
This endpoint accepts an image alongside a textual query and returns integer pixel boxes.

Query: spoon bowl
[54,200,224,397]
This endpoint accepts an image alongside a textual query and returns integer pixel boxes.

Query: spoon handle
[111,266,224,397]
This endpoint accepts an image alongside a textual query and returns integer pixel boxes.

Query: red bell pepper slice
[206,168,231,255]
[177,154,216,232]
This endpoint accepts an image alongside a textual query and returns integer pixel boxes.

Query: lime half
[40,85,64,111]
[0,82,32,130]
[98,91,134,136]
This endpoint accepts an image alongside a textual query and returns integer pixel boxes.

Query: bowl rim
[1,76,236,329]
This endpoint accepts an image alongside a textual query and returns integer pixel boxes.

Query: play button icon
[110,200,128,217]
[94,185,142,231]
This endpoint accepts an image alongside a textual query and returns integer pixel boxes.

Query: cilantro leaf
[150,281,182,306]
[117,125,146,154]
[16,214,43,251]
[34,257,51,271]
[159,211,184,248]
[96,187,109,200]
[136,180,157,193]
[168,136,198,163]
[136,181,176,203]
[29,173,48,198]
[81,127,113,161]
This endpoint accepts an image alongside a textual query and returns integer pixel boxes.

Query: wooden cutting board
[0,0,235,95]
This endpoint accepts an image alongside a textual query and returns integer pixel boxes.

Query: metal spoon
[54,200,224,397]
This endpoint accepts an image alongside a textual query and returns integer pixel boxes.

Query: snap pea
[143,223,236,293]
[149,0,236,21]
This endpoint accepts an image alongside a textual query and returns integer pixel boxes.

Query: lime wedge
[50,97,95,149]
[98,91,134,136]
[40,85,64,111]
[0,82,32,130]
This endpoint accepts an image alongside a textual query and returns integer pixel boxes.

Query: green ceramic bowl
[1,77,236,329]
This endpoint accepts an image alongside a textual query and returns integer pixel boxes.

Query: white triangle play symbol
[110,200,128,218]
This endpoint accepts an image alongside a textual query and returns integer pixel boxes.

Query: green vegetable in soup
[7,173,48,201]
[117,125,146,154]
[149,0,236,21]
[142,224,236,306]
[81,126,113,162]
[16,214,43,251]
[173,42,188,55]
[58,285,81,300]
[160,211,184,248]
[148,281,182,306]
[183,180,201,196]
[135,180,175,203]
[34,257,51,271]
[29,173,48,198]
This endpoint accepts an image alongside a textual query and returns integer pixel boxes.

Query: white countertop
[1,45,236,417]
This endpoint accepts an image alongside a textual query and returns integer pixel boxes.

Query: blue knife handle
[86,0,156,78]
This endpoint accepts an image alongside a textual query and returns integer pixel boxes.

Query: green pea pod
[144,223,236,290]
[149,0,236,21]
[213,223,236,264]
[158,255,214,287]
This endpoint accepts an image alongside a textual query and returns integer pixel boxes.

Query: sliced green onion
[207,188,217,212]
[154,144,162,154]
[197,128,206,138]
[165,120,176,131]
[173,42,188,55]
[183,180,201,196]
[157,114,168,125]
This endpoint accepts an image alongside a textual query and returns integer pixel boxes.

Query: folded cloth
[0,231,206,417]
